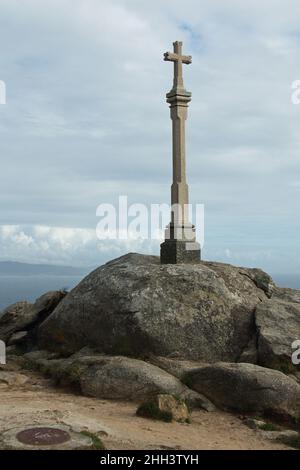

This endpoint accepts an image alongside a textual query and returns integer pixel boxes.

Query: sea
[0,275,84,310]
[0,273,299,312]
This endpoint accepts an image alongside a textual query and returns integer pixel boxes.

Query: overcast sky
[0,0,300,274]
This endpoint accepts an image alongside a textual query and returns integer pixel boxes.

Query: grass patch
[292,416,300,426]
[284,434,300,449]
[279,364,292,375]
[80,431,105,450]
[22,361,38,371]
[8,346,26,356]
[258,423,279,432]
[136,401,173,423]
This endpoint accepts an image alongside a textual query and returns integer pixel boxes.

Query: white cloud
[0,224,159,266]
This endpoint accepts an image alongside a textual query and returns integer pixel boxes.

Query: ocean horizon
[0,274,84,310]
[272,274,300,291]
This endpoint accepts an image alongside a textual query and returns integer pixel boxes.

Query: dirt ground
[0,364,291,450]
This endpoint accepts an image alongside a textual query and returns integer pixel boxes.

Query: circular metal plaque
[16,427,71,446]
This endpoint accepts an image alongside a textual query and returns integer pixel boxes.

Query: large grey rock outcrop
[23,350,214,409]
[38,253,272,362]
[184,362,300,419]
[79,356,193,401]
[0,291,66,344]
[149,356,204,380]
[256,288,300,372]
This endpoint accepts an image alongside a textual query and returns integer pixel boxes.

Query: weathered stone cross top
[160,41,201,264]
[164,41,192,92]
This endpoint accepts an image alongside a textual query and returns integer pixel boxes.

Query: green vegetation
[292,416,300,426]
[9,346,26,356]
[22,361,38,371]
[283,434,300,450]
[258,423,279,432]
[279,364,291,374]
[80,431,105,450]
[277,361,295,375]
[136,401,173,423]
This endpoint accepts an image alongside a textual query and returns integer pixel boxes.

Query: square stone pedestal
[160,239,201,264]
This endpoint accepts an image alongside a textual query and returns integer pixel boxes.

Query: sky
[0,0,300,274]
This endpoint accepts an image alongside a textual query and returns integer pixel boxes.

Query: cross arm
[164,52,192,64]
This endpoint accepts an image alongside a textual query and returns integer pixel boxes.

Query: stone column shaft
[170,102,189,226]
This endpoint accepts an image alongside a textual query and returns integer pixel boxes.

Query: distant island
[0,262,90,310]
[0,261,89,277]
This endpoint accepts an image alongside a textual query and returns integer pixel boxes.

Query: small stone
[137,394,190,423]
[0,371,29,387]
[243,418,266,430]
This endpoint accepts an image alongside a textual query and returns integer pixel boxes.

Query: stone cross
[164,41,192,92]
[160,41,201,264]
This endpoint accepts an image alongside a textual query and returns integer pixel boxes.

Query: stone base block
[160,239,201,264]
